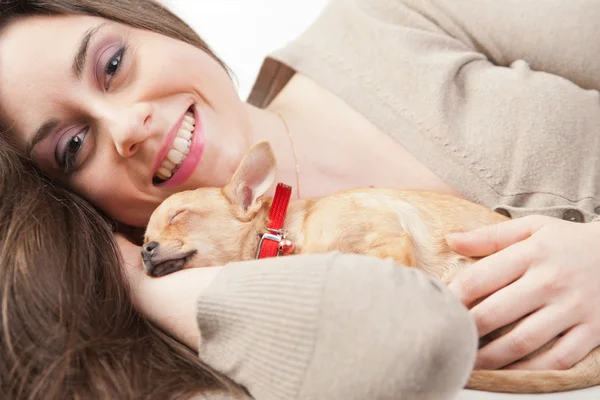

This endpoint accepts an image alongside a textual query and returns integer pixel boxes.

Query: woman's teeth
[155,112,195,182]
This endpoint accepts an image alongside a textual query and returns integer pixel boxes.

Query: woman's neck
[243,105,302,200]
[243,74,361,200]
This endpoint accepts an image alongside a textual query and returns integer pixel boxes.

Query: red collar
[256,183,295,259]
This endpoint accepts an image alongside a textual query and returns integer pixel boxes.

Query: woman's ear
[223,141,276,212]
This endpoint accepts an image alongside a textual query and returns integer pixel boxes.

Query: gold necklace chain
[274,110,301,199]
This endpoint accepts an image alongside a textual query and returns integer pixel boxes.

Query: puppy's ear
[223,141,276,212]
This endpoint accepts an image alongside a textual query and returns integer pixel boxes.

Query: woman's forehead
[0,14,108,80]
[0,14,108,148]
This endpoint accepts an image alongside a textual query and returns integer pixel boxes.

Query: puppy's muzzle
[141,241,196,277]
[142,240,158,261]
[141,241,161,275]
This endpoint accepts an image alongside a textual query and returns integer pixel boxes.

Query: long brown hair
[0,143,242,399]
[0,1,244,398]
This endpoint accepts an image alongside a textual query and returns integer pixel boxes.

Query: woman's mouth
[153,109,195,185]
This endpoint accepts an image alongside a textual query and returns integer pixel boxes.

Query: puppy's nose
[142,241,159,262]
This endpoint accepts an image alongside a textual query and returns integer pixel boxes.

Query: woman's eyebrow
[26,119,59,158]
[72,22,109,80]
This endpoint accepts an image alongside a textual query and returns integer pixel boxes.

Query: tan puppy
[143,141,600,394]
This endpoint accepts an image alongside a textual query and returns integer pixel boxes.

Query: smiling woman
[4,0,600,399]
[0,0,248,227]
[0,1,481,399]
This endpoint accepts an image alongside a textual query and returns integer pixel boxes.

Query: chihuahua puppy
[143,141,600,394]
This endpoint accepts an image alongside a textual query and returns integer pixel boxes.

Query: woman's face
[0,15,250,226]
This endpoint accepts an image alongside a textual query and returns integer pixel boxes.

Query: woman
[0,1,476,399]
[1,0,600,396]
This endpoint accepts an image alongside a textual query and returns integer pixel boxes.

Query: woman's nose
[109,103,153,158]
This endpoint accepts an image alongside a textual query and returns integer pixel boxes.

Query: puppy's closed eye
[169,209,188,225]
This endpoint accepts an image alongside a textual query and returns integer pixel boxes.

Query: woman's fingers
[470,277,544,337]
[446,216,546,258]
[448,218,600,372]
[448,241,532,307]
[506,324,597,371]
[475,306,575,370]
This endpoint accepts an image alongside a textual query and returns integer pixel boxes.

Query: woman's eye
[107,54,120,75]
[104,47,126,90]
[59,129,89,173]
[68,135,83,153]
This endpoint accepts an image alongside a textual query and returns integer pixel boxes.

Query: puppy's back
[295,188,507,281]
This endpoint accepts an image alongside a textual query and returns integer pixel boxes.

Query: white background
[162,0,328,99]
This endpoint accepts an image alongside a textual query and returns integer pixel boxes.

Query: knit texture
[250,0,600,222]
[197,253,477,400]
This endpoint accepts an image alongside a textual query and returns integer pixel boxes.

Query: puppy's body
[144,142,600,394]
[257,188,505,284]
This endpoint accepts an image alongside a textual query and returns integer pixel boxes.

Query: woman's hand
[447,215,600,371]
[115,233,222,351]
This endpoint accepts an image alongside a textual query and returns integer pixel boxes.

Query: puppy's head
[142,141,277,276]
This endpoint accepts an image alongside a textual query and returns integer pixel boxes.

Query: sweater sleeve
[398,0,600,91]
[196,252,477,400]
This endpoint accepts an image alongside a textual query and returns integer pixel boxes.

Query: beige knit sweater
[250,0,600,223]
[196,0,600,398]
[198,253,476,400]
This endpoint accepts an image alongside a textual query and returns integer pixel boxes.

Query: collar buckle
[255,229,285,259]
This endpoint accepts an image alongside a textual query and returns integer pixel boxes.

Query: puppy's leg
[365,234,416,267]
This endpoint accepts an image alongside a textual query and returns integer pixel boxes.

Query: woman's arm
[402,0,600,90]
[121,231,478,400]
[194,253,477,400]
[117,234,221,349]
